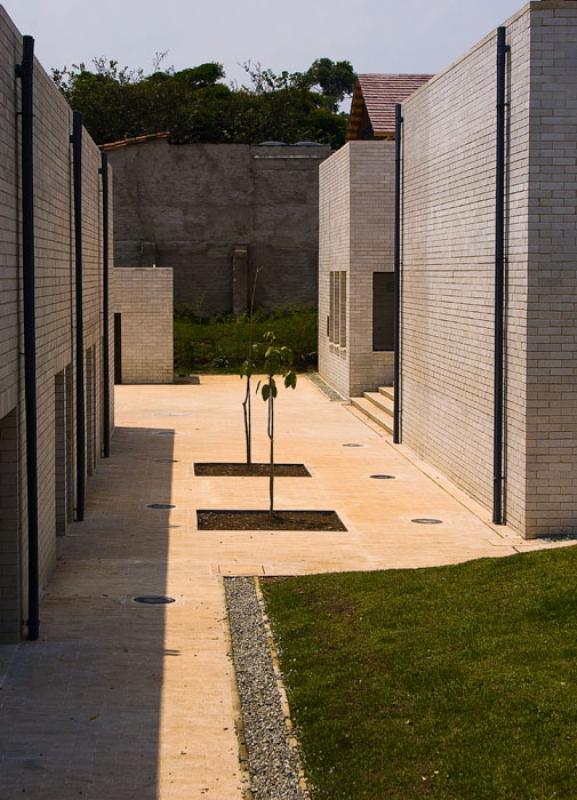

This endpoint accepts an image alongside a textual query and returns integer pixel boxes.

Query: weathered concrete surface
[107,141,330,312]
[0,377,570,799]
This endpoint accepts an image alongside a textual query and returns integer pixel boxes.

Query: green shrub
[174,306,318,373]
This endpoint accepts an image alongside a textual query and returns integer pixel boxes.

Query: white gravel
[225,577,307,800]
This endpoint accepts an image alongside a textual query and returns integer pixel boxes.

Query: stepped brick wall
[318,141,395,399]
[0,5,114,639]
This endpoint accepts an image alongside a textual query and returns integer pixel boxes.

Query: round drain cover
[133,595,175,605]
[371,474,396,480]
[412,518,443,525]
[146,503,175,510]
[343,443,363,448]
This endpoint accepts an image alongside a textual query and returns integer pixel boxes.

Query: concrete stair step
[378,385,395,402]
[350,396,394,435]
[363,391,394,418]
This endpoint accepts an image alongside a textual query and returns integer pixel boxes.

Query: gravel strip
[306,372,345,402]
[225,577,307,800]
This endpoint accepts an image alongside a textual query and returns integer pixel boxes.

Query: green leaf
[262,383,270,401]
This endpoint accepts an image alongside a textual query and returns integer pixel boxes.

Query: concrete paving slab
[0,375,571,799]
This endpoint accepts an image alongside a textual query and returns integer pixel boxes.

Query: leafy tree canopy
[52,56,354,148]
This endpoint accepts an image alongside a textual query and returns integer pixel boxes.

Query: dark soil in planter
[194,462,310,477]
[197,509,347,531]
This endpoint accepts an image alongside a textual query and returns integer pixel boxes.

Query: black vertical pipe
[393,103,403,444]
[16,36,40,641]
[493,27,508,525]
[100,152,111,458]
[71,112,86,521]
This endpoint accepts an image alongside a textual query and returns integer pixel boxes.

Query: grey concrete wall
[400,0,577,538]
[113,268,174,384]
[0,4,114,640]
[318,141,395,399]
[106,141,330,314]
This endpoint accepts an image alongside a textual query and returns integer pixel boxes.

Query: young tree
[239,267,261,464]
[257,333,297,513]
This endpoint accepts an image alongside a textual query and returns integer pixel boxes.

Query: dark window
[328,271,347,348]
[373,272,395,351]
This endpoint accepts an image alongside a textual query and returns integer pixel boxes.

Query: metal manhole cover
[343,443,363,448]
[133,595,175,605]
[412,518,443,525]
[371,475,396,480]
[146,503,175,510]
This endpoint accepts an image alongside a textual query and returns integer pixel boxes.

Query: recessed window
[373,272,395,351]
[329,271,347,348]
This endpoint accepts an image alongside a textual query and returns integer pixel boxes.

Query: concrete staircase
[350,386,395,435]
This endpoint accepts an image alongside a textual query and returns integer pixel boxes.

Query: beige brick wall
[319,146,350,397]
[318,141,395,399]
[112,268,173,384]
[400,1,577,537]
[349,142,395,396]
[524,1,577,536]
[0,5,114,639]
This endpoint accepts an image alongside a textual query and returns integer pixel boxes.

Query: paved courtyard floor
[0,376,569,799]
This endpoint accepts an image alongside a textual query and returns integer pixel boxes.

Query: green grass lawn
[174,306,317,374]
[262,546,577,800]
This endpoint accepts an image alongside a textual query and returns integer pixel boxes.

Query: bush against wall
[174,307,318,374]
[53,57,354,148]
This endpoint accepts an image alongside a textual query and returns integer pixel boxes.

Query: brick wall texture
[400,0,577,537]
[0,5,114,639]
[107,140,330,313]
[318,141,395,398]
[113,268,174,384]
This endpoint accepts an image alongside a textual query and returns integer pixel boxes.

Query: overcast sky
[4,0,523,99]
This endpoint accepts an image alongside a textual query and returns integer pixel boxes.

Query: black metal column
[71,112,86,521]
[16,35,40,641]
[100,152,111,458]
[393,103,403,445]
[493,27,508,526]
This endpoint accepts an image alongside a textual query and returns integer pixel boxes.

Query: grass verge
[174,306,317,374]
[262,546,577,800]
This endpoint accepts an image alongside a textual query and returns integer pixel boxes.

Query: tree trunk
[242,375,252,464]
[268,378,274,514]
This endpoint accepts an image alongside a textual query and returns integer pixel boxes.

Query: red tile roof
[347,74,433,141]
